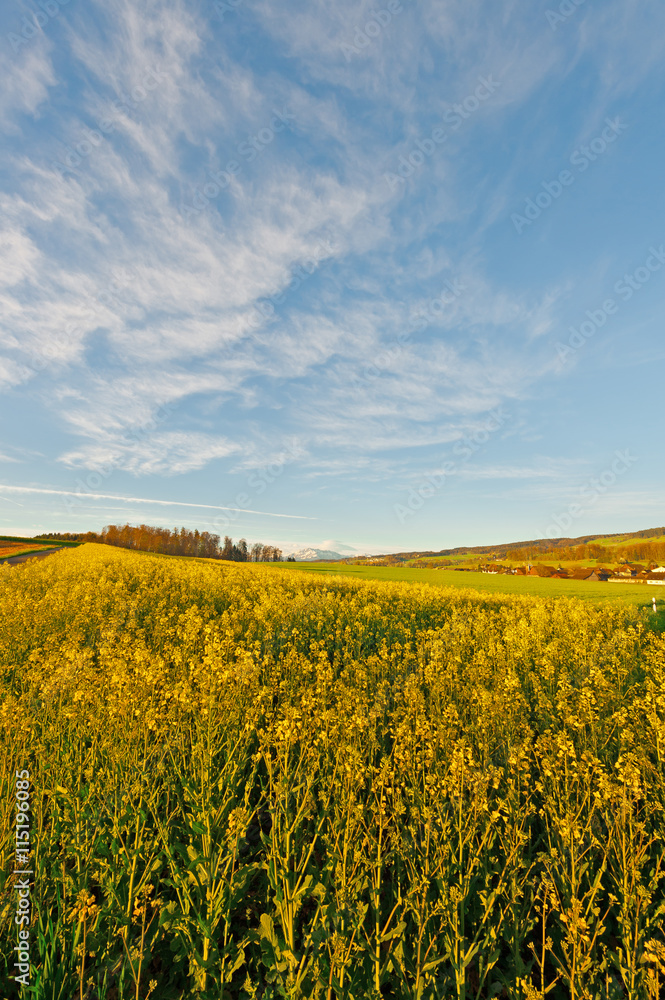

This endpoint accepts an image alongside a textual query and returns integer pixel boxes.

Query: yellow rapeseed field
[1,543,664,999]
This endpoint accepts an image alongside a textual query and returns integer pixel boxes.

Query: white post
[653,597,657,614]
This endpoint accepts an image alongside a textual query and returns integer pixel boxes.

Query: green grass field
[592,532,665,547]
[275,561,665,612]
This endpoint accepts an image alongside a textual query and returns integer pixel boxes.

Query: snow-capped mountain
[289,548,344,562]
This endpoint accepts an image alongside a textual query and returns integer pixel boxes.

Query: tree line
[35,532,86,542]
[38,524,290,562]
[507,539,665,565]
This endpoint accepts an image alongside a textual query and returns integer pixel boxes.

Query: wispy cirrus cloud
[1,0,663,547]
[0,485,317,519]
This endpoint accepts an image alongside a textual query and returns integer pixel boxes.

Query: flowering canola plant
[0,543,664,999]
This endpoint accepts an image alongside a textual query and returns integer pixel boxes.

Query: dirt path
[0,547,65,566]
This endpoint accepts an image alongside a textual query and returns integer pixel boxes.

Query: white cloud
[1,0,661,509]
[0,41,56,126]
[0,484,317,519]
[59,431,241,475]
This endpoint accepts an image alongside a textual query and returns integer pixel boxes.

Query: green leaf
[422,955,448,974]
[259,912,278,947]
[380,920,407,942]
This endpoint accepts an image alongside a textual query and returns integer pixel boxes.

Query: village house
[528,564,560,577]
[607,563,645,582]
[475,561,658,585]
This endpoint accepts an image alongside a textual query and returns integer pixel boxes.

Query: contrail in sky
[0,485,317,520]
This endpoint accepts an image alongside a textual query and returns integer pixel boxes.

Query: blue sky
[1,0,664,555]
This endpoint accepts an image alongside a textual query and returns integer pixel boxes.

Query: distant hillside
[357,527,665,564]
